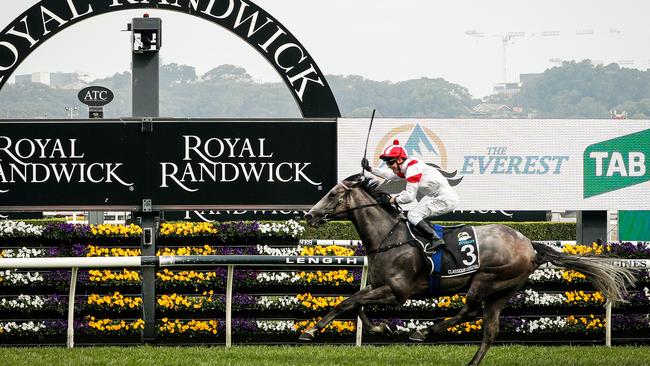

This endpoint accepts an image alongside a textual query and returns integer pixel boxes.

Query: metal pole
[66,267,78,348]
[226,265,234,347]
[605,300,612,346]
[355,259,369,346]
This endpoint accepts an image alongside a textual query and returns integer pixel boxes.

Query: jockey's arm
[395,180,418,205]
[368,166,398,180]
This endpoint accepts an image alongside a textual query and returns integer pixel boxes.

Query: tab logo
[584,129,650,198]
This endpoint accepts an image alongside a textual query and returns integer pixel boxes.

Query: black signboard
[0,119,336,210]
[165,210,548,222]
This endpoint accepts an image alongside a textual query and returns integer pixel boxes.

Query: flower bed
[0,220,649,344]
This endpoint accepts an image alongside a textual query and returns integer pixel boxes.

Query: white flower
[0,221,43,237]
[256,320,295,332]
[259,220,305,238]
[256,245,299,256]
[0,270,44,285]
[0,295,46,310]
[394,319,434,333]
[0,321,47,333]
[1,247,45,258]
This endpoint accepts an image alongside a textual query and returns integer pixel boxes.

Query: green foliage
[513,60,650,118]
[299,221,576,241]
[0,64,477,119]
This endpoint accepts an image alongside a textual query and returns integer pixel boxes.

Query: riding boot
[415,220,445,254]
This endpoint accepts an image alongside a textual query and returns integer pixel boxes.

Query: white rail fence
[0,255,647,348]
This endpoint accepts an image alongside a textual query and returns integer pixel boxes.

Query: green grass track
[0,345,648,365]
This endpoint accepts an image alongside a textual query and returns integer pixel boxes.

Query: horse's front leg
[358,308,393,334]
[298,285,398,341]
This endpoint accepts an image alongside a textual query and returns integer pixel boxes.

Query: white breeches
[406,191,459,226]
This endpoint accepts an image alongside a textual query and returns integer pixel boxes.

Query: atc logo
[373,123,463,193]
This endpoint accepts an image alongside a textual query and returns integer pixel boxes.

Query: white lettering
[7,16,39,48]
[66,0,94,20]
[160,162,197,192]
[40,6,69,36]
[606,152,627,176]
[274,43,306,73]
[202,0,234,19]
[233,1,272,38]
[258,26,286,53]
[0,42,19,71]
[590,151,608,176]
[628,152,646,177]
[287,64,324,102]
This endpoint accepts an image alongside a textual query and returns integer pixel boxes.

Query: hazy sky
[1,0,649,97]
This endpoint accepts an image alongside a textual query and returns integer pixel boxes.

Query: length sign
[0,119,336,210]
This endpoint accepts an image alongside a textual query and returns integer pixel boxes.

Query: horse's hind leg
[409,287,483,342]
[468,287,517,366]
[299,285,398,341]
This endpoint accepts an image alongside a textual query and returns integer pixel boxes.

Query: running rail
[0,255,367,348]
[0,256,646,347]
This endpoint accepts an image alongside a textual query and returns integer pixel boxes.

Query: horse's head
[304,174,366,227]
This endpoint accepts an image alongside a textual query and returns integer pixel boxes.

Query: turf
[0,345,648,365]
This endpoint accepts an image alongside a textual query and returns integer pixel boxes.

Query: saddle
[408,222,481,278]
[409,221,464,256]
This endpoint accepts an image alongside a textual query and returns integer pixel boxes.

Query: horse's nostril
[304,213,313,221]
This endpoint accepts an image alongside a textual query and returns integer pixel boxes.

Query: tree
[202,64,252,82]
[160,63,197,87]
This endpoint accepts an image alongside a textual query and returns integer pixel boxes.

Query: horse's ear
[343,173,366,186]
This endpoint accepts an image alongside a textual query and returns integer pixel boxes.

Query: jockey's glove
[361,158,371,171]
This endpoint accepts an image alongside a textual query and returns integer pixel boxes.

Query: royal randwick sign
[0,119,336,210]
[0,0,340,117]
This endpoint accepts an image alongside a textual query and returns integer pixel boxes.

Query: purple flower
[43,223,91,241]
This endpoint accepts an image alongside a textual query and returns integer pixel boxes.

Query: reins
[325,181,415,255]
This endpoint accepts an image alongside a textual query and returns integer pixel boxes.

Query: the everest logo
[584,129,650,198]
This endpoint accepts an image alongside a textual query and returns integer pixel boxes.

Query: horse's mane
[343,174,400,215]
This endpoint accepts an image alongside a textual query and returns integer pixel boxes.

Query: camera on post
[129,14,162,53]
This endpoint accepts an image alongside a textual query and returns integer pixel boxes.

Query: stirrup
[423,240,444,256]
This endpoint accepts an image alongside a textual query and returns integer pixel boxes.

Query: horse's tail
[531,241,636,304]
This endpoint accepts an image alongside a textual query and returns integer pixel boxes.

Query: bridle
[320,181,381,222]
[319,181,416,255]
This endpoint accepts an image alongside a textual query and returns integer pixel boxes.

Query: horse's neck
[349,194,403,253]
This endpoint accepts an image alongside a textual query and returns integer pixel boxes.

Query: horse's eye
[329,191,336,197]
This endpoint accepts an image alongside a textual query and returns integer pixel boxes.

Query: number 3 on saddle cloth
[408,223,481,296]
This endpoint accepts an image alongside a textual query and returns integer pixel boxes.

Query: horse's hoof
[409,330,426,342]
[298,331,315,341]
[380,323,393,335]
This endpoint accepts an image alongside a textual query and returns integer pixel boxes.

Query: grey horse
[301,174,635,366]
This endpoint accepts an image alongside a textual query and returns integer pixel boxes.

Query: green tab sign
[584,129,650,198]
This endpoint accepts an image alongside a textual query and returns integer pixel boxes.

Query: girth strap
[366,219,416,255]
[366,239,416,255]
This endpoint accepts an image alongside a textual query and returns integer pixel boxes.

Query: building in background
[14,71,85,89]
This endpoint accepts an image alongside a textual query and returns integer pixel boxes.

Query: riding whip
[361,109,376,177]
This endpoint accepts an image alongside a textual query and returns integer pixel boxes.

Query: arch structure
[0,0,340,118]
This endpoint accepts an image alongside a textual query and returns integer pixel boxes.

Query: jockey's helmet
[380,139,408,161]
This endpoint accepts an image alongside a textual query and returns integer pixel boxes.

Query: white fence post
[605,300,612,346]
[226,265,234,348]
[355,259,369,346]
[66,267,78,349]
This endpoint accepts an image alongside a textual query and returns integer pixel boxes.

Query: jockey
[361,139,459,250]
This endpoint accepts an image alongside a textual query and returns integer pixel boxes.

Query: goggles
[382,158,399,166]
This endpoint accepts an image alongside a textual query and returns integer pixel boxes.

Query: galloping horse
[300,174,635,366]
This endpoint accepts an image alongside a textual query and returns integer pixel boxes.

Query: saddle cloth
[409,223,481,278]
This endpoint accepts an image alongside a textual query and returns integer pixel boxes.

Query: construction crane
[465,29,623,84]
